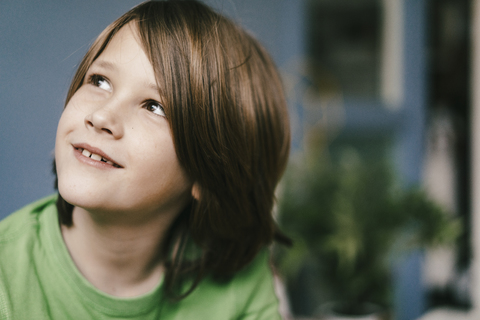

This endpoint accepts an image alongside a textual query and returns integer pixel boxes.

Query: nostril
[84,112,118,137]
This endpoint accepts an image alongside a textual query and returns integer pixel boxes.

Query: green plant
[276,147,462,314]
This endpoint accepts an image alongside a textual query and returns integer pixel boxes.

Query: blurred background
[0,0,477,319]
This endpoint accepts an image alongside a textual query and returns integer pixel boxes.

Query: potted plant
[275,147,461,319]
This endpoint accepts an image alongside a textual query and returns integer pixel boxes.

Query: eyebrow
[146,82,160,92]
[91,60,160,93]
[92,60,116,72]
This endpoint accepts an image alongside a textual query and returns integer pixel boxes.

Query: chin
[58,177,104,211]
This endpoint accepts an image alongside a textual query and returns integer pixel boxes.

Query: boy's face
[55,24,192,221]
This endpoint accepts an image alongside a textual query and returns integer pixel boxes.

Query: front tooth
[82,149,92,157]
[90,153,102,161]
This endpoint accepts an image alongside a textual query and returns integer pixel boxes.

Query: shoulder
[171,249,282,319]
[0,194,58,243]
[231,249,282,318]
[231,249,275,291]
[0,194,57,270]
[0,194,58,319]
[0,194,58,277]
[0,195,57,282]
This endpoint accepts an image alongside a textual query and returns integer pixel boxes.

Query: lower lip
[73,147,120,170]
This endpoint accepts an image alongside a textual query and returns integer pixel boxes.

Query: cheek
[54,113,69,169]
[125,152,192,213]
[55,108,74,154]
[138,138,182,179]
[132,133,191,194]
[59,91,93,121]
[54,103,83,184]
[56,100,81,137]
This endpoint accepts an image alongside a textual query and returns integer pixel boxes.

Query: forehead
[91,23,155,83]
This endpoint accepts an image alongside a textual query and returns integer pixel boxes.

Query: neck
[61,206,177,297]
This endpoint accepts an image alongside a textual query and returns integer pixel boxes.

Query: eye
[87,74,112,92]
[144,100,166,117]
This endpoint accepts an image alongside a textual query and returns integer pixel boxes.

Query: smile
[73,144,123,168]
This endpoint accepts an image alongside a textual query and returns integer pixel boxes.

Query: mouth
[73,144,123,168]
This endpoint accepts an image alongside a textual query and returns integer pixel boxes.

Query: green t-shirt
[0,195,282,319]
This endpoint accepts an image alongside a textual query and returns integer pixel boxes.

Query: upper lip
[72,143,123,168]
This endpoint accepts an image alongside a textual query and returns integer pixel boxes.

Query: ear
[191,183,201,201]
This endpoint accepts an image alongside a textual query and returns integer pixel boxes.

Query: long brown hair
[55,0,290,300]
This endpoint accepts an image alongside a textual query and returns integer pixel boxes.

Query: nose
[84,104,124,139]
